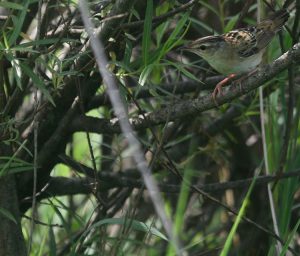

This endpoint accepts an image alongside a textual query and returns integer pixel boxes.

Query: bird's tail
[258,9,289,32]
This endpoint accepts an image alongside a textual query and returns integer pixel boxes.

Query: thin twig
[86,76,224,110]
[273,1,299,187]
[23,215,64,228]
[28,0,42,254]
[234,0,255,28]
[70,43,300,136]
[100,12,129,24]
[120,0,196,29]
[78,1,183,254]
[47,156,300,194]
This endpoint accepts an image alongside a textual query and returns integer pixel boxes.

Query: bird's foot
[212,73,236,106]
[232,69,258,94]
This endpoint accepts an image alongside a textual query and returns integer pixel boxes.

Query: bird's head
[181,36,226,61]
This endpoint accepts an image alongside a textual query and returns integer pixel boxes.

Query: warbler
[183,9,289,100]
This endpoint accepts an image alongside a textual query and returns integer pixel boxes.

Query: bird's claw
[211,74,236,107]
[212,85,223,106]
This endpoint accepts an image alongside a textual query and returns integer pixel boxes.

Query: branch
[32,164,300,199]
[19,0,135,205]
[144,43,300,122]
[70,43,300,135]
[79,1,182,253]
[86,76,224,110]
[120,0,196,29]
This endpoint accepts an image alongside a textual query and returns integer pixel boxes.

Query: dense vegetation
[0,0,299,255]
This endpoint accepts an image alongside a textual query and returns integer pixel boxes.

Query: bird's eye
[199,45,207,50]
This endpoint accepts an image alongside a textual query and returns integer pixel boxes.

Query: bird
[182,9,289,101]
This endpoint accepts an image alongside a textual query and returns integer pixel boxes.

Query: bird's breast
[204,50,263,75]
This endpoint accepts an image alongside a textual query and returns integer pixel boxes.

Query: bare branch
[86,76,224,110]
[120,0,196,29]
[78,0,183,253]
[35,159,300,197]
[70,43,300,135]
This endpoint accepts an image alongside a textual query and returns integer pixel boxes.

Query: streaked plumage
[184,9,289,75]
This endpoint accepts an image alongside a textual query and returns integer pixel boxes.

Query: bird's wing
[223,9,289,58]
[255,9,289,50]
[223,28,259,58]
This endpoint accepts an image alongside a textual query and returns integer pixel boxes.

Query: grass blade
[142,0,153,66]
[0,207,17,224]
[20,62,55,106]
[220,171,259,255]
[8,0,30,46]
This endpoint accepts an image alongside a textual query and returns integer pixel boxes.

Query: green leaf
[8,0,30,46]
[0,141,29,176]
[160,13,189,55]
[81,217,168,241]
[155,13,189,63]
[166,60,204,83]
[124,39,133,66]
[8,47,39,53]
[20,62,55,106]
[0,207,17,224]
[220,170,260,256]
[0,2,24,10]
[279,218,300,255]
[224,14,239,33]
[4,52,23,89]
[189,17,214,34]
[131,8,141,20]
[198,0,219,16]
[139,64,154,86]
[37,231,47,256]
[142,0,153,66]
[13,38,77,49]
[156,20,170,47]
[0,164,32,173]
[48,226,57,256]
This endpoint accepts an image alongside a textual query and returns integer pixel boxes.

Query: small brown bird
[183,9,289,100]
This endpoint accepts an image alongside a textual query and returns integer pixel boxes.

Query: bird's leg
[212,73,236,104]
[232,69,258,93]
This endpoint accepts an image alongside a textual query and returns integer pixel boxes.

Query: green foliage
[220,172,259,255]
[0,207,17,224]
[142,0,153,67]
[7,0,30,47]
[280,218,300,256]
[0,0,299,255]
[139,10,189,86]
[80,217,168,241]
[0,156,33,175]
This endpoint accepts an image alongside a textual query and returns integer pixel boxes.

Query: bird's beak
[178,44,200,56]
[176,42,194,52]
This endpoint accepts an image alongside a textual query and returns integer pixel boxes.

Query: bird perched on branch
[182,9,289,101]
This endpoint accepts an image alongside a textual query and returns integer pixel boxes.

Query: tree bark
[0,175,26,256]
